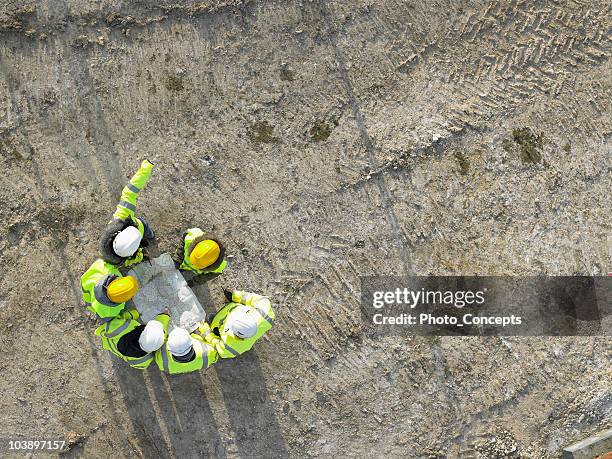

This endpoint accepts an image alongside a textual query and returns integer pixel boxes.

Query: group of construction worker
[80,160,275,374]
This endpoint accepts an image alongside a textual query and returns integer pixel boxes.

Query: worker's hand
[198,321,211,336]
[203,328,221,344]
[141,159,155,169]
[222,288,233,302]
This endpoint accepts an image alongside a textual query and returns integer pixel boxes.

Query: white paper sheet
[128,253,205,332]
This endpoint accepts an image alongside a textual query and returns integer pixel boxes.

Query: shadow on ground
[215,352,289,459]
[115,281,288,458]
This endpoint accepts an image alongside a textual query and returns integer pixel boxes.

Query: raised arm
[231,290,275,321]
[113,160,155,221]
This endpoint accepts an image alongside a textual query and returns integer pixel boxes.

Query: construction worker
[155,328,219,374]
[81,258,139,319]
[99,159,156,268]
[198,289,275,359]
[178,227,227,276]
[95,309,170,369]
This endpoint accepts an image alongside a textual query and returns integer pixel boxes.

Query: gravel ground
[0,0,610,457]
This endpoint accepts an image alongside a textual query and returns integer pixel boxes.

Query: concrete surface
[0,0,610,457]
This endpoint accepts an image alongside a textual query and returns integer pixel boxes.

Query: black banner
[360,276,611,336]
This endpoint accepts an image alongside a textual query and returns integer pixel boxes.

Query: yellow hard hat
[107,275,139,303]
[189,240,221,269]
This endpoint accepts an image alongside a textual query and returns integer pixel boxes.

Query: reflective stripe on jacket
[112,160,154,221]
[99,160,153,267]
[207,291,275,359]
[95,311,169,369]
[155,333,219,374]
[81,259,125,319]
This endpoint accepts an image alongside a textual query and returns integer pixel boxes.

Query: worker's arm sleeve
[202,328,220,346]
[126,309,140,321]
[206,345,220,366]
[113,309,135,321]
[112,160,155,221]
[232,290,275,319]
[197,321,213,338]
[200,331,231,357]
[154,313,171,334]
[81,272,102,297]
[206,338,237,359]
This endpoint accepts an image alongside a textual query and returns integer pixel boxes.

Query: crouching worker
[179,228,227,276]
[99,159,156,268]
[95,310,169,369]
[155,328,218,374]
[81,258,139,319]
[199,289,275,359]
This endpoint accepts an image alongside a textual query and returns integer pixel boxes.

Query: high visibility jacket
[99,160,154,268]
[81,259,126,319]
[95,311,170,369]
[179,227,227,275]
[155,333,219,374]
[205,291,275,359]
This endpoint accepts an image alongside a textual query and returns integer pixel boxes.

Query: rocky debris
[161,0,253,17]
[512,128,545,164]
[164,74,184,92]
[248,121,278,143]
[309,121,333,142]
[474,429,520,458]
[280,63,295,82]
[0,0,609,457]
[64,430,86,449]
[0,5,35,33]
[104,12,166,28]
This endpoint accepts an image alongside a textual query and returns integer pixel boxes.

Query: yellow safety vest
[155,334,218,374]
[81,259,126,319]
[100,160,154,267]
[179,227,227,275]
[95,311,169,369]
[208,293,275,359]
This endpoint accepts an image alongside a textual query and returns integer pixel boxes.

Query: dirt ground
[0,0,610,457]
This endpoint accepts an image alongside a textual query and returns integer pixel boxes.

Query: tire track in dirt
[326,0,610,148]
[318,1,414,276]
[443,2,608,132]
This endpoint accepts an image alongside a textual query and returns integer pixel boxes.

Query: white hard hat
[225,306,258,339]
[167,328,193,357]
[112,226,142,257]
[138,320,165,353]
